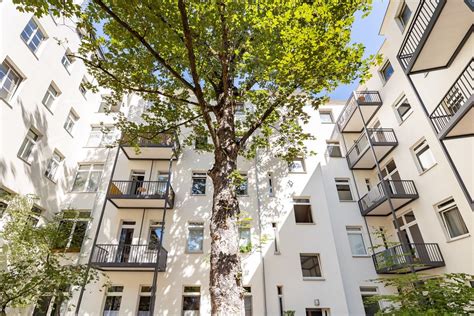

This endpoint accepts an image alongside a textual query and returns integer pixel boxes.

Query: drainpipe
[75,146,121,315]
[254,148,268,316]
[149,156,174,315]
[355,95,415,273]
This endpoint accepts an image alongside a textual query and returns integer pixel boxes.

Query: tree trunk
[208,103,243,315]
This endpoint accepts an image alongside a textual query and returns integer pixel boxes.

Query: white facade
[1,0,472,315]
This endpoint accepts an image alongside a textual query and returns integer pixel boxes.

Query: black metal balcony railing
[346,128,397,168]
[398,0,443,71]
[337,91,382,132]
[108,180,175,202]
[372,243,445,274]
[429,59,474,134]
[91,244,168,270]
[359,180,418,215]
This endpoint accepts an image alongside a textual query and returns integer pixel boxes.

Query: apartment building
[0,0,472,316]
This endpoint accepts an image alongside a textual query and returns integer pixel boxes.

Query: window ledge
[22,40,41,60]
[303,277,325,281]
[339,200,356,203]
[185,250,204,254]
[288,172,307,174]
[418,163,438,176]
[42,103,54,115]
[295,222,316,225]
[398,111,414,126]
[446,234,470,243]
[64,128,74,137]
[191,193,206,196]
[352,255,371,258]
[45,176,57,184]
[1,98,14,109]
[17,155,32,166]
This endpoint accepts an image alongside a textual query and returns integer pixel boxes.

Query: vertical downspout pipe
[149,156,174,315]
[75,146,121,315]
[254,148,268,316]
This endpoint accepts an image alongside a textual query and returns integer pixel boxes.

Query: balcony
[429,59,473,139]
[107,180,175,209]
[358,180,419,216]
[372,243,445,274]
[337,91,382,133]
[398,0,472,74]
[346,128,398,170]
[120,133,178,160]
[91,244,168,271]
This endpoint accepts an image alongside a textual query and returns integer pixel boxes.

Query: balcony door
[117,222,135,263]
[395,211,428,263]
[156,171,169,195]
[130,171,145,195]
[380,160,403,194]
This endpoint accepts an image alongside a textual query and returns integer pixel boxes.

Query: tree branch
[71,54,200,106]
[93,0,195,91]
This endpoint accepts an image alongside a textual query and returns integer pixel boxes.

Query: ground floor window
[360,286,380,316]
[182,286,200,315]
[137,285,152,316]
[103,286,123,316]
[305,308,330,316]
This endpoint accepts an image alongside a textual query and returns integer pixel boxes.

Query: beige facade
[1,0,472,315]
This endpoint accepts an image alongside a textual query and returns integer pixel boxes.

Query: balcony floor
[442,98,474,139]
[361,196,418,216]
[121,146,175,160]
[108,196,169,209]
[350,144,397,170]
[91,262,165,272]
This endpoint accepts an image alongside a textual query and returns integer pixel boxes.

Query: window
[394,97,412,122]
[335,179,353,201]
[195,136,208,150]
[413,140,436,172]
[42,84,59,110]
[0,201,7,219]
[360,286,380,316]
[187,222,204,253]
[268,172,274,196]
[0,60,22,100]
[288,157,305,173]
[326,141,342,157]
[244,287,252,316]
[28,206,42,227]
[293,198,313,224]
[86,126,115,147]
[182,286,200,315]
[55,210,90,251]
[148,221,163,250]
[20,19,45,53]
[346,227,367,256]
[235,101,245,115]
[64,110,78,134]
[236,173,248,196]
[239,227,252,253]
[137,286,151,316]
[103,286,123,316]
[365,178,371,191]
[61,51,73,72]
[277,286,284,316]
[98,95,121,113]
[45,150,63,181]
[300,254,322,278]
[18,129,39,163]
[72,164,103,192]
[191,172,207,195]
[380,61,394,83]
[272,222,280,254]
[79,77,88,97]
[397,2,412,30]
[438,199,469,239]
[319,111,334,124]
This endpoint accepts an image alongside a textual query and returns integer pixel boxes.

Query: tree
[367,273,474,315]
[14,0,374,313]
[0,195,100,315]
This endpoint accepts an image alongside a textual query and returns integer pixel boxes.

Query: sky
[328,0,389,100]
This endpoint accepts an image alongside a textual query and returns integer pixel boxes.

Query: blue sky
[328,0,388,100]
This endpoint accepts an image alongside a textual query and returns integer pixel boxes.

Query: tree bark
[208,102,243,315]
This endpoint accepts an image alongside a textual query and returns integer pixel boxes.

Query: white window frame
[86,126,115,147]
[288,157,306,173]
[0,59,23,101]
[18,128,40,164]
[319,111,334,124]
[437,198,469,240]
[236,173,248,196]
[61,50,74,72]
[346,226,368,256]
[137,285,152,316]
[79,77,88,97]
[102,285,123,316]
[191,172,207,195]
[412,139,436,173]
[42,83,60,111]
[186,222,204,253]
[71,163,104,192]
[379,60,394,84]
[393,95,413,123]
[64,110,79,135]
[293,197,314,224]
[44,150,64,182]
[396,1,412,31]
[56,210,90,251]
[335,179,354,202]
[272,222,280,254]
[148,221,163,250]
[300,253,323,280]
[360,286,380,315]
[239,226,252,253]
[243,286,252,316]
[182,286,201,315]
[268,172,274,196]
[20,18,46,53]
[326,140,342,158]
